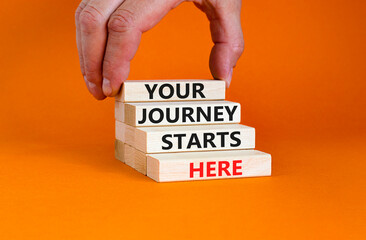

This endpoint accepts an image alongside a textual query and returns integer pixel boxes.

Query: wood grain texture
[114,139,125,163]
[115,121,255,153]
[147,150,271,182]
[114,140,147,175]
[124,144,135,168]
[115,101,241,127]
[114,101,125,123]
[115,80,225,102]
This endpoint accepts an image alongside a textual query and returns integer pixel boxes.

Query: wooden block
[134,148,147,175]
[115,120,134,144]
[124,144,135,168]
[116,121,255,153]
[147,150,271,182]
[115,139,125,163]
[125,143,147,175]
[116,140,270,181]
[115,101,241,127]
[115,80,225,102]
[114,101,125,123]
[114,140,147,175]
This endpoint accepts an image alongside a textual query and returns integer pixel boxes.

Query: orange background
[0,0,365,239]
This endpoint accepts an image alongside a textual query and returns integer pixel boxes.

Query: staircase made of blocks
[114,80,271,182]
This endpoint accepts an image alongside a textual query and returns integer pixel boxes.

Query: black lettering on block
[145,84,158,99]
[159,84,174,99]
[162,134,173,150]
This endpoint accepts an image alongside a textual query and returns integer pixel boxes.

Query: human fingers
[102,0,182,96]
[77,0,125,99]
[194,0,244,87]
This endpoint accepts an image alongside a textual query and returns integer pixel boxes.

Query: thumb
[195,0,244,87]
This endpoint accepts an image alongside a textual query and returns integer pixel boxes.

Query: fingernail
[84,76,97,90]
[88,81,97,89]
[102,78,112,96]
[225,68,233,88]
[86,78,98,96]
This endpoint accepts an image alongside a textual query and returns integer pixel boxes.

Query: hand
[75,0,244,100]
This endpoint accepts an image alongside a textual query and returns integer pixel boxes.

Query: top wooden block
[115,80,226,102]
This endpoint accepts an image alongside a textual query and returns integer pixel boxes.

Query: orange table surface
[1,0,365,239]
[0,137,365,239]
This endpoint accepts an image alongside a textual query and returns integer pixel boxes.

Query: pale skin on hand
[75,0,244,100]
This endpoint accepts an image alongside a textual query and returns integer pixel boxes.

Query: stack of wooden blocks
[115,80,271,182]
